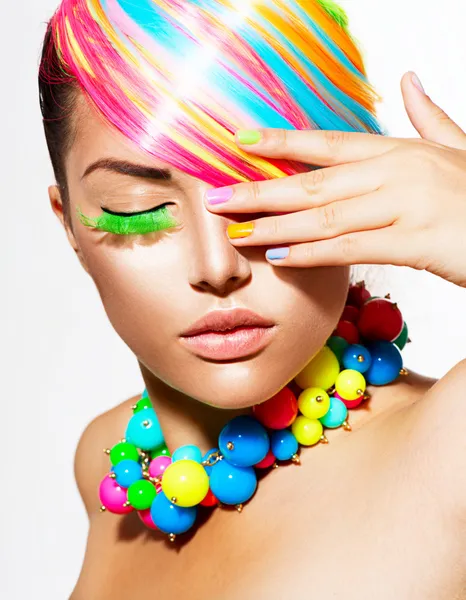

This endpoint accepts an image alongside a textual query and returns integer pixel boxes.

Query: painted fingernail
[266,247,289,261]
[411,72,425,94]
[205,186,234,205]
[236,129,262,145]
[227,222,254,239]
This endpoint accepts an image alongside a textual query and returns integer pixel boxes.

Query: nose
[187,205,252,297]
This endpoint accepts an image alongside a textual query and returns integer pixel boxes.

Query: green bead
[326,336,349,365]
[150,443,170,459]
[394,321,409,350]
[127,479,157,510]
[132,397,153,413]
[109,442,140,466]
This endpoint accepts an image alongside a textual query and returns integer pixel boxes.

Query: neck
[139,362,250,454]
[139,363,422,454]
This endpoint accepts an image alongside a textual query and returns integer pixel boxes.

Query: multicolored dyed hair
[40,0,383,198]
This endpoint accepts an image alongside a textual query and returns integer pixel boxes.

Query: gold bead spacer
[384,293,391,299]
[109,473,116,479]
[357,355,364,362]
[320,434,329,444]
[131,404,137,411]
[171,497,178,504]
[316,395,323,402]
[399,368,409,376]
[103,448,110,455]
[236,504,243,513]
[327,385,336,395]
[121,438,126,443]
[226,441,234,451]
[142,420,150,427]
[272,462,279,469]
[123,501,131,508]
[291,453,301,465]
[100,505,107,513]
[168,533,176,543]
[343,420,352,431]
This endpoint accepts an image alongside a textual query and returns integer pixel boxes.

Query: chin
[181,355,308,410]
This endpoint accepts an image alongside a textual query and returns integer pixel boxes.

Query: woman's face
[56,96,349,408]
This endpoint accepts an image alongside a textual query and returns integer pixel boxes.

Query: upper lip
[181,308,275,337]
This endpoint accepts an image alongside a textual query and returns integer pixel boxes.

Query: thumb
[401,71,466,149]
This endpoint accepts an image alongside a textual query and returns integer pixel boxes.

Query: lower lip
[180,326,276,360]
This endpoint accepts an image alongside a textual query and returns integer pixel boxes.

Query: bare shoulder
[403,359,466,515]
[74,394,140,516]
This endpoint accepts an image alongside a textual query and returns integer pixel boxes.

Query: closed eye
[101,202,174,216]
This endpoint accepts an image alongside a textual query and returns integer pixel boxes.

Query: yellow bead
[298,387,330,419]
[161,460,209,508]
[295,346,340,391]
[335,369,366,400]
[291,416,323,446]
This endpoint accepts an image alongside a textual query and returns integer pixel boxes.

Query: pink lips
[180,308,276,360]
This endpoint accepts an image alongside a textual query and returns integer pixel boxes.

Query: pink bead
[255,449,276,469]
[334,391,365,409]
[149,455,172,479]
[138,508,158,530]
[99,474,133,514]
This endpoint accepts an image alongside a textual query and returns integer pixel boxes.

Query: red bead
[200,489,219,507]
[346,284,371,308]
[341,304,360,324]
[334,391,365,409]
[357,298,404,342]
[255,449,276,469]
[334,320,360,344]
[252,386,298,430]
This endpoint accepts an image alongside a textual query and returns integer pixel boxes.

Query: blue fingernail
[266,247,289,260]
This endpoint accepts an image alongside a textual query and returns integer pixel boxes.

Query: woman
[39,0,466,598]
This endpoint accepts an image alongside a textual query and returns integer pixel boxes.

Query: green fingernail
[236,130,262,145]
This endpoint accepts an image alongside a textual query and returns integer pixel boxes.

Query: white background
[2,1,466,598]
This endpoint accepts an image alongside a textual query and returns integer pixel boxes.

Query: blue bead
[172,444,203,463]
[111,459,143,488]
[319,397,348,428]
[125,408,164,450]
[342,344,372,374]
[365,341,403,385]
[219,416,269,467]
[201,448,219,476]
[150,492,197,534]
[270,429,298,461]
[209,460,257,505]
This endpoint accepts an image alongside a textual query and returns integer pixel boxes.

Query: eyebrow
[81,158,172,181]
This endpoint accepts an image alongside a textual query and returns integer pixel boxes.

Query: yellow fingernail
[227,222,254,239]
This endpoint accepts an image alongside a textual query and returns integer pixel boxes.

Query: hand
[204,72,466,288]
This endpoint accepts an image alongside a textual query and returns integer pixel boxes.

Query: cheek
[80,238,185,354]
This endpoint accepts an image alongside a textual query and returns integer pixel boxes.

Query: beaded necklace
[99,281,410,541]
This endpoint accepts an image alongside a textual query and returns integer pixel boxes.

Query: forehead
[66,93,192,184]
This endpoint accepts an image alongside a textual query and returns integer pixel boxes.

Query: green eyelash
[77,205,178,235]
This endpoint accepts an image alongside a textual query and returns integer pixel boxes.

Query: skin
[49,73,466,599]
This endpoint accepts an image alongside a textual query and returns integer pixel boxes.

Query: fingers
[401,71,466,150]
[225,191,397,246]
[205,157,383,213]
[263,227,412,268]
[233,127,400,166]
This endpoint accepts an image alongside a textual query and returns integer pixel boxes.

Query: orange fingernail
[227,222,254,239]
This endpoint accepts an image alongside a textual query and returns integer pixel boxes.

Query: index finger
[235,128,403,166]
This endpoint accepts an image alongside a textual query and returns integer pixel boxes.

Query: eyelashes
[77,204,178,236]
